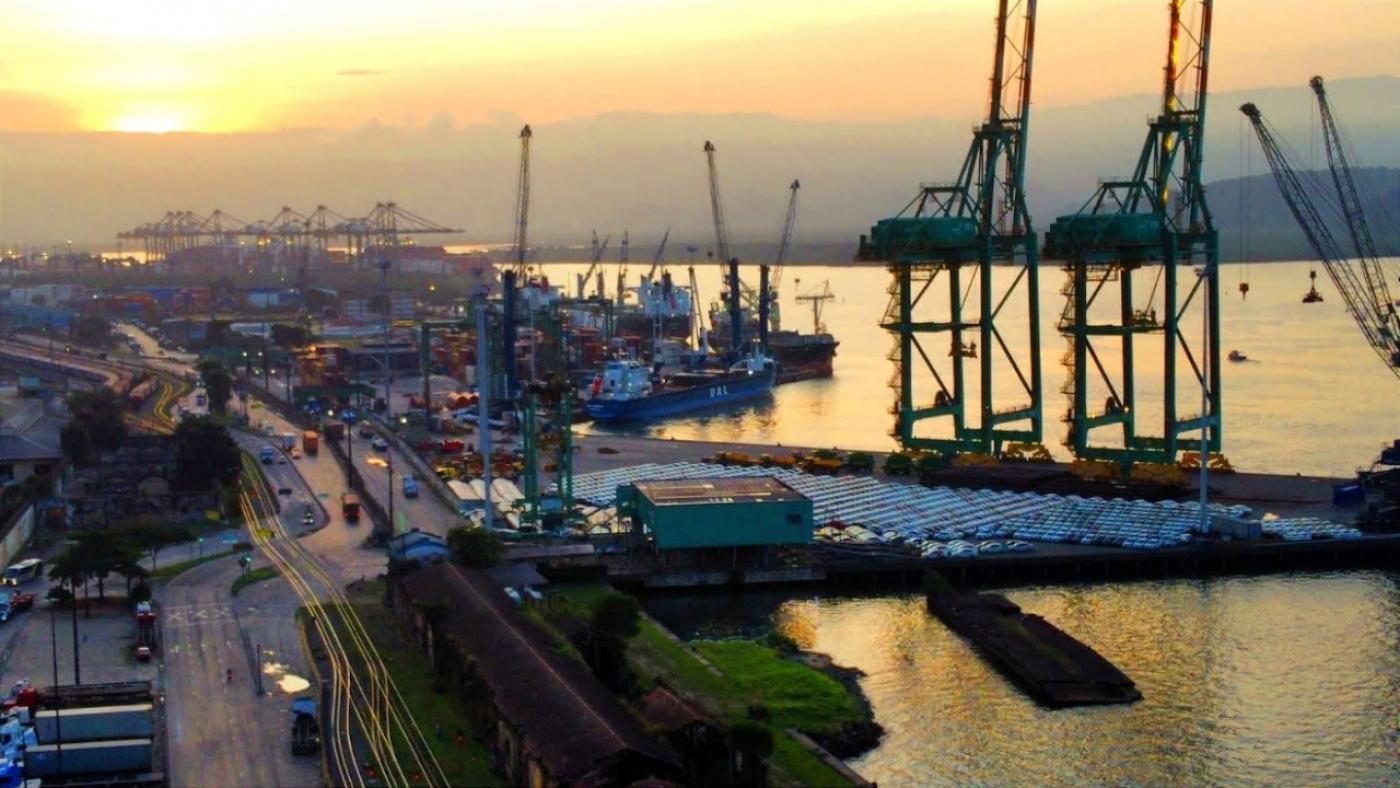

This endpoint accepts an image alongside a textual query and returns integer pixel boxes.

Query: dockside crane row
[857,0,1043,456]
[1043,0,1220,469]
[1240,101,1400,377]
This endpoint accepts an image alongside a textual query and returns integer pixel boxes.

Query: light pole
[380,259,392,421]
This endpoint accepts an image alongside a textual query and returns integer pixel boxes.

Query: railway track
[238,455,447,787]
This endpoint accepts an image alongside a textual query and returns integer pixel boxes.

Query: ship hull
[584,368,775,421]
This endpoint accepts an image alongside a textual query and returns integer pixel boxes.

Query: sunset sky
[1,0,1396,134]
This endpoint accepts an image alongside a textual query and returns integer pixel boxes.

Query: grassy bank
[230,566,278,596]
[550,584,856,787]
[315,584,501,787]
[149,549,239,580]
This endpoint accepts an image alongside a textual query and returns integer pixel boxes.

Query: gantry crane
[856,0,1042,455]
[511,124,533,278]
[1043,0,1220,468]
[769,179,800,331]
[1241,101,1400,377]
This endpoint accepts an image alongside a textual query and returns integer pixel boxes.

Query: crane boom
[703,141,732,265]
[772,179,800,291]
[511,125,532,276]
[1310,76,1400,328]
[579,230,610,298]
[1241,103,1400,376]
[646,228,671,279]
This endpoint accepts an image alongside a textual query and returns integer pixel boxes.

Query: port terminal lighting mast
[856,0,1043,456]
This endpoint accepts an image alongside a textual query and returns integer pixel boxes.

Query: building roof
[397,563,679,781]
[634,477,807,507]
[0,398,62,463]
[639,685,720,733]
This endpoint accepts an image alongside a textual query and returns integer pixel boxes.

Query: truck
[281,432,297,451]
[34,703,154,743]
[341,493,361,523]
[302,431,319,456]
[290,697,320,756]
[323,421,345,442]
[260,446,276,465]
[402,476,419,498]
[24,738,153,777]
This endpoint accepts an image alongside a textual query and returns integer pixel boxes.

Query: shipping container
[34,703,154,743]
[24,738,153,777]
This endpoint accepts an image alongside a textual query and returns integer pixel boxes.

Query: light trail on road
[239,455,448,788]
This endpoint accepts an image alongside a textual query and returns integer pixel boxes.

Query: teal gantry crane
[856,0,1042,455]
[1043,0,1220,468]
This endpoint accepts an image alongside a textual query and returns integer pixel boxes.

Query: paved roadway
[159,554,320,788]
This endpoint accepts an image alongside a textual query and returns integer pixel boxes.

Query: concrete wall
[0,504,35,570]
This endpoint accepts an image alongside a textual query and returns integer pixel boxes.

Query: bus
[341,493,361,523]
[3,559,43,586]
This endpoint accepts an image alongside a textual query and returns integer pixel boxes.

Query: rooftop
[396,563,679,783]
[0,397,63,463]
[634,476,807,507]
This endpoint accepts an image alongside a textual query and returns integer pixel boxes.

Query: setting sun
[112,114,184,133]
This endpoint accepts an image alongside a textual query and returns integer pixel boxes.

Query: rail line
[238,455,448,787]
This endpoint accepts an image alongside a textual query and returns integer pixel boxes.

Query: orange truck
[341,493,361,523]
[302,431,319,455]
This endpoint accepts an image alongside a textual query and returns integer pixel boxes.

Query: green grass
[548,584,856,787]
[230,566,279,596]
[149,549,238,580]
[694,640,862,736]
[319,586,501,787]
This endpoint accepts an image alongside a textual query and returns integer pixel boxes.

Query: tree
[270,323,309,350]
[198,359,234,415]
[115,518,190,574]
[590,592,642,641]
[60,423,91,465]
[729,721,774,786]
[172,416,241,491]
[70,315,112,348]
[447,526,504,568]
[65,388,128,456]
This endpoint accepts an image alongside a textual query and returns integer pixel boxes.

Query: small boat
[1228,350,1247,362]
[584,350,777,421]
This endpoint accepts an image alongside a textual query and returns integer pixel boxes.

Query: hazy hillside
[0,76,1396,258]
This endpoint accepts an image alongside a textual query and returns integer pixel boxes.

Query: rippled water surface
[647,572,1400,787]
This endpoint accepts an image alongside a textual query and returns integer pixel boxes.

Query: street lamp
[380,258,392,422]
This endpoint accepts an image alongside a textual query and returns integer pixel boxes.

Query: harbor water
[574,259,1398,477]
[646,570,1400,787]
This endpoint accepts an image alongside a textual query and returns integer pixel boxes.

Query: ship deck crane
[794,278,835,335]
[613,230,631,304]
[511,125,533,278]
[769,179,800,331]
[1241,102,1400,377]
[578,230,611,298]
[645,228,671,280]
[1043,0,1220,468]
[856,0,1043,456]
[703,141,756,308]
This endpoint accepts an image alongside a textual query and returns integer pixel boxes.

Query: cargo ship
[584,351,776,421]
[614,274,694,341]
[706,303,838,381]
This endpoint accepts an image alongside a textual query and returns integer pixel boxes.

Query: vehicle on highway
[291,448,302,460]
[341,493,361,523]
[259,446,276,465]
[402,476,418,498]
[358,424,375,439]
[302,508,317,527]
[3,559,42,586]
[291,698,321,756]
[371,435,388,451]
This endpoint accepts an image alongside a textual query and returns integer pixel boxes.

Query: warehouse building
[618,477,813,571]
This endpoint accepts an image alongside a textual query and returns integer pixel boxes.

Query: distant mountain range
[1,75,1396,262]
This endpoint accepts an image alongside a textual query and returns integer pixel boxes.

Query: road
[159,552,320,788]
